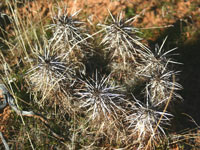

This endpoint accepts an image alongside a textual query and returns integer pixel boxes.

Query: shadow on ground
[149,18,200,131]
[177,35,200,128]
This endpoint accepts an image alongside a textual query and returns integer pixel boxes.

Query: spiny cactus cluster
[26,7,183,149]
[75,72,126,120]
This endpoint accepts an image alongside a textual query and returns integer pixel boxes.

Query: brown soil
[2,0,198,41]
[0,107,11,142]
[8,0,199,24]
[0,87,11,143]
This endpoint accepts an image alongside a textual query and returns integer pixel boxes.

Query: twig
[0,83,65,142]
[0,131,10,150]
